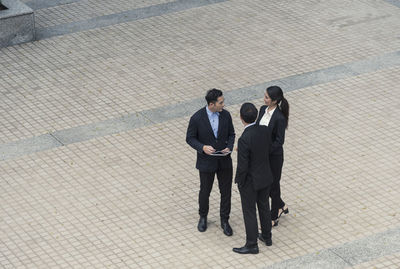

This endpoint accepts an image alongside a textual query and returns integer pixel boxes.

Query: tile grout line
[49,133,65,146]
[328,248,354,267]
[0,50,400,161]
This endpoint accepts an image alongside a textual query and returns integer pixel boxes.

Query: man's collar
[206,106,219,116]
[244,122,255,129]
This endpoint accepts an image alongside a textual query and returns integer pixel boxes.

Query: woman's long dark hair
[266,86,289,128]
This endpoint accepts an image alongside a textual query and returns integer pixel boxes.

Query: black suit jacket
[186,107,235,172]
[256,105,286,155]
[235,125,273,190]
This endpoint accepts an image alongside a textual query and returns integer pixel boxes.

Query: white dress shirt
[206,106,219,138]
[259,107,276,127]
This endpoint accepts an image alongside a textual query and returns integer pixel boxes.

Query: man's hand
[221,148,231,153]
[203,145,216,155]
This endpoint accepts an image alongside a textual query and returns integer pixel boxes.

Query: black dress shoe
[258,233,272,246]
[197,217,207,232]
[221,220,233,236]
[232,246,259,254]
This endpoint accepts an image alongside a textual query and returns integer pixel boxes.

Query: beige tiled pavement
[1,0,399,144]
[1,0,400,268]
[33,0,176,28]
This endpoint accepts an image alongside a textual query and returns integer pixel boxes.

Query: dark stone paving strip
[51,113,151,145]
[222,50,400,105]
[0,134,63,161]
[25,0,81,10]
[383,0,400,8]
[0,50,399,161]
[35,0,228,40]
[265,226,400,268]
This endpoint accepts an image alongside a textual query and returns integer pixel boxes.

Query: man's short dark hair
[205,88,223,105]
[240,103,258,124]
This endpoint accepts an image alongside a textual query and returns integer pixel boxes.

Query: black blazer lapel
[202,107,216,139]
[217,111,225,139]
[268,108,278,129]
[256,106,266,125]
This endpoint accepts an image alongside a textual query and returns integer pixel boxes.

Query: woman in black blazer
[256,86,289,226]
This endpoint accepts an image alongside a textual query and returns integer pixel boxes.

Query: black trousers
[269,154,285,220]
[198,165,232,221]
[239,182,271,247]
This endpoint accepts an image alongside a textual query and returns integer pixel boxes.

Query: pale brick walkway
[1,0,399,268]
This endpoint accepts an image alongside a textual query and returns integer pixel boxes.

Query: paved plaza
[1,0,400,268]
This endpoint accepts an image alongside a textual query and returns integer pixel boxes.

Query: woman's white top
[259,106,276,127]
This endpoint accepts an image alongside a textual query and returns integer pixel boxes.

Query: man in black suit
[186,89,235,236]
[233,103,274,254]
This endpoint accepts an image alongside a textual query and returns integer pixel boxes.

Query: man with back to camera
[233,103,274,254]
[186,88,235,236]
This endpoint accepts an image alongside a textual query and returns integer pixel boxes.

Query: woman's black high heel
[278,206,289,218]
